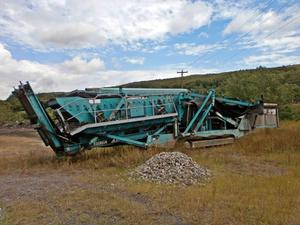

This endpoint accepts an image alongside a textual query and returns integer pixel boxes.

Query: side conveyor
[13,82,64,154]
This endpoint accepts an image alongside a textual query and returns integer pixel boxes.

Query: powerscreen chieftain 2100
[13,82,277,156]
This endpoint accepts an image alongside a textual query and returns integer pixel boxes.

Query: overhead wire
[186,0,276,68]
[221,13,300,66]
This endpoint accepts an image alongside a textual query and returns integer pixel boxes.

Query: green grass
[0,122,300,224]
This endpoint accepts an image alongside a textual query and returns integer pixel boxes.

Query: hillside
[122,64,300,120]
[1,64,300,124]
[123,65,300,103]
[0,92,65,125]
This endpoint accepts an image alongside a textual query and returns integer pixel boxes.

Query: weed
[0,122,299,224]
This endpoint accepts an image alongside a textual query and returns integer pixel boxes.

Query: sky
[0,0,299,99]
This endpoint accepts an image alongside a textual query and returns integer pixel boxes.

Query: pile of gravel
[130,152,211,185]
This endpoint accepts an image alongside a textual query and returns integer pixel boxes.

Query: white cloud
[212,0,251,21]
[0,0,213,50]
[61,56,105,74]
[0,43,61,98]
[139,44,168,54]
[253,35,300,52]
[224,10,283,35]
[168,1,213,34]
[244,53,300,66]
[124,57,145,65]
[1,43,217,99]
[174,42,224,55]
[214,1,300,65]
[1,0,299,95]
[0,43,107,98]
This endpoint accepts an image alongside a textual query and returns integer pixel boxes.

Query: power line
[187,0,275,68]
[222,14,300,66]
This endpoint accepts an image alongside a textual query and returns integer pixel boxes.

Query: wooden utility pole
[177,70,188,88]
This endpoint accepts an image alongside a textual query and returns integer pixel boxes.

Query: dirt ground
[0,124,299,225]
[0,128,185,225]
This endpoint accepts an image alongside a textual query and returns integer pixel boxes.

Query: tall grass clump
[234,122,299,154]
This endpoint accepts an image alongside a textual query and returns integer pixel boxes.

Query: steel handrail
[65,102,177,122]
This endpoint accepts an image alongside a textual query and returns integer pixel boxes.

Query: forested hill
[123,64,300,105]
[122,64,300,120]
[1,64,300,124]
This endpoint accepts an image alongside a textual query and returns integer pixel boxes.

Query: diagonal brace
[106,134,147,148]
[193,104,213,132]
[183,90,215,134]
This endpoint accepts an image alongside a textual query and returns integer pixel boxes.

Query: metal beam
[106,134,147,148]
[215,111,238,127]
[193,104,213,132]
[109,98,125,120]
[153,124,169,135]
[70,113,178,135]
[183,90,215,134]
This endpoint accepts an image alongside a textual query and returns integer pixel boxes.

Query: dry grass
[0,122,300,225]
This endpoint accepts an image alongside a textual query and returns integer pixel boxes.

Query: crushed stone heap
[130,152,211,185]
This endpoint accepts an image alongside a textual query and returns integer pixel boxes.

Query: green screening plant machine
[13,81,265,156]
